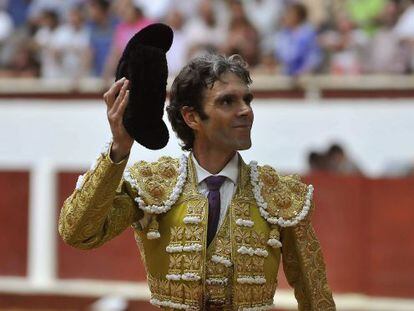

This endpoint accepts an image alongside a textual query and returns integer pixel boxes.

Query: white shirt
[138,153,239,230]
[192,153,239,228]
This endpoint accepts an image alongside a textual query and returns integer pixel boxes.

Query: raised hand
[103,77,134,162]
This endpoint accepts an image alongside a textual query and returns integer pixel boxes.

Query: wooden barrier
[1,171,413,298]
[0,172,29,277]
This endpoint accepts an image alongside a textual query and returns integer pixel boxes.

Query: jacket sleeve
[58,146,142,250]
[280,203,336,311]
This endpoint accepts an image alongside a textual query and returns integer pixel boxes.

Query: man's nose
[238,101,253,117]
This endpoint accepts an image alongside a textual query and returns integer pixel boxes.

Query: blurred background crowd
[1,0,414,80]
[1,0,414,178]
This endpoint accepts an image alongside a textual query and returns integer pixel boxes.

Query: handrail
[0,75,413,97]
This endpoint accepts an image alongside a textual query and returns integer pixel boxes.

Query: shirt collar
[191,152,239,186]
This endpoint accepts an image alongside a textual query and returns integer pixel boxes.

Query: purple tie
[205,175,226,247]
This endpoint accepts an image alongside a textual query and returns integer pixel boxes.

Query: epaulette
[251,164,314,228]
[124,155,188,240]
[124,156,181,207]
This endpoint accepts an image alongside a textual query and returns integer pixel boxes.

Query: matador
[59,24,336,311]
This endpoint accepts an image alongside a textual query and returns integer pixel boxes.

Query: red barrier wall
[0,172,29,276]
[56,172,146,281]
[2,171,414,298]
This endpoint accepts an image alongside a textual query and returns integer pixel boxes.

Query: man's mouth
[233,124,251,128]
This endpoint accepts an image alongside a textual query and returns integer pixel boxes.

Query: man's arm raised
[58,78,142,249]
[105,77,134,162]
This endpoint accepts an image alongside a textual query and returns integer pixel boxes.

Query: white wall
[1,98,414,176]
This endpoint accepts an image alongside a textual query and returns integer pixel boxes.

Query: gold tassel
[267,225,282,248]
[146,215,161,240]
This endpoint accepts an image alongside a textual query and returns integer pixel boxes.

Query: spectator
[133,0,170,21]
[167,0,202,21]
[308,151,328,173]
[222,0,260,66]
[241,0,284,37]
[274,3,322,76]
[6,0,30,28]
[319,13,368,74]
[394,0,414,72]
[326,143,362,175]
[0,6,13,44]
[164,9,188,76]
[0,42,40,77]
[86,0,117,77]
[364,0,410,74]
[301,0,330,30]
[102,0,153,81]
[48,5,90,80]
[346,0,387,36]
[394,0,414,39]
[33,9,61,78]
[27,0,81,25]
[183,0,228,58]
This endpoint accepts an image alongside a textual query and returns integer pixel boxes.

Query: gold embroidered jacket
[59,151,335,310]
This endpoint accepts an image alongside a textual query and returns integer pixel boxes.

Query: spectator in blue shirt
[86,0,118,77]
[274,3,322,76]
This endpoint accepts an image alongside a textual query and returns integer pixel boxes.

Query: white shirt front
[192,153,239,228]
[138,153,240,230]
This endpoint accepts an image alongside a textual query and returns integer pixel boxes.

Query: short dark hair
[90,0,110,11]
[291,3,308,23]
[328,144,344,156]
[167,54,252,151]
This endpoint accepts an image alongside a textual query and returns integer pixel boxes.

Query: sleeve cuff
[106,141,130,165]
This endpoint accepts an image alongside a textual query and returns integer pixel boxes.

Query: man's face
[194,72,254,153]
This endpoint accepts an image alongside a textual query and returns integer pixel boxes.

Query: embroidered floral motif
[185,226,203,242]
[124,155,188,215]
[182,253,201,271]
[249,161,314,228]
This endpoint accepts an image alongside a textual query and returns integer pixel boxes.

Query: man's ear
[181,106,201,130]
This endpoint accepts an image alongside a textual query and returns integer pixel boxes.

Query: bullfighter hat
[115,23,173,150]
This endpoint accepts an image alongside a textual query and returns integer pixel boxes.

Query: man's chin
[236,140,252,151]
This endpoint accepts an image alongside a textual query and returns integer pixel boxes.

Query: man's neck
[192,144,236,175]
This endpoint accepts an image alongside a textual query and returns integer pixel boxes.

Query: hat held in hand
[115,23,173,150]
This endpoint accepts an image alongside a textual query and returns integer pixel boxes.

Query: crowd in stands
[0,0,414,80]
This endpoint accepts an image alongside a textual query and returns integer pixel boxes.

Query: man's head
[87,0,110,22]
[283,3,308,28]
[327,144,345,168]
[167,54,253,153]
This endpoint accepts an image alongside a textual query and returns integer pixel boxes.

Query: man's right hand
[103,77,134,163]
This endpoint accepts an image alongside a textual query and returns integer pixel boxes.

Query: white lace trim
[146,231,160,240]
[237,275,266,284]
[75,140,112,190]
[165,273,181,281]
[183,215,202,224]
[182,272,201,281]
[165,244,183,253]
[239,303,274,311]
[267,238,282,248]
[182,243,203,252]
[206,277,228,285]
[150,298,195,310]
[211,255,232,267]
[124,154,188,215]
[236,218,254,227]
[165,272,201,282]
[75,174,85,190]
[249,161,314,227]
[166,243,202,253]
[237,246,268,257]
